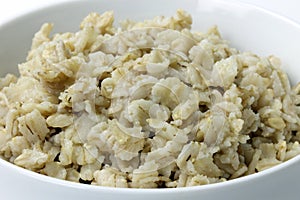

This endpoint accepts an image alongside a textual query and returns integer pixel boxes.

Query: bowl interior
[1,0,300,83]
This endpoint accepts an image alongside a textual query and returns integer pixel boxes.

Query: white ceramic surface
[1,0,300,199]
[1,0,300,25]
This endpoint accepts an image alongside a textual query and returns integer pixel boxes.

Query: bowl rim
[1,0,300,192]
[1,154,300,193]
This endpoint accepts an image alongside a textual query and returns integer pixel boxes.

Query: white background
[0,0,300,25]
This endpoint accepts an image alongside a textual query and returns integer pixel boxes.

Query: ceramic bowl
[1,0,300,199]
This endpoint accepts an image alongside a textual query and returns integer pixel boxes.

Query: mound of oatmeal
[0,10,300,188]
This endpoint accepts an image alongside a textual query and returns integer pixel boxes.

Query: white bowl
[1,0,300,199]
